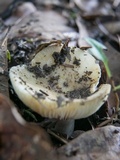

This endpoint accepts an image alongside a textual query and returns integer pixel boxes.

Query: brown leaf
[76,17,91,49]
[8,10,78,43]
[103,21,120,34]
[55,126,120,160]
[0,93,53,160]
[74,0,114,19]
[0,0,13,15]
[74,0,99,13]
[105,43,120,115]
[0,34,8,97]
[5,2,37,25]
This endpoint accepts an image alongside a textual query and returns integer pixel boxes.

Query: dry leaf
[0,35,8,96]
[8,10,78,43]
[0,93,53,160]
[76,17,91,49]
[55,125,120,160]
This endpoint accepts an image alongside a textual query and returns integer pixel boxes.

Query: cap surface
[9,42,111,119]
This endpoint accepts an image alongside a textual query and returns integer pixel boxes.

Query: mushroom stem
[53,119,75,138]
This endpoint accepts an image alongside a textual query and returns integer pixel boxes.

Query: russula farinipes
[9,42,111,120]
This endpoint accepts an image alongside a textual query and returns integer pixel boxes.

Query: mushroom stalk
[53,119,75,138]
[9,41,111,136]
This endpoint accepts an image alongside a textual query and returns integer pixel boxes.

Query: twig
[97,108,120,127]
[47,129,68,144]
[110,78,120,115]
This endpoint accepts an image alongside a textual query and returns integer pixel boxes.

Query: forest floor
[0,0,120,160]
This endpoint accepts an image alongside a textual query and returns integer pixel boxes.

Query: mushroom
[9,41,111,137]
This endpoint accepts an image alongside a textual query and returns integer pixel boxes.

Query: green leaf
[113,85,120,91]
[23,109,37,121]
[6,50,11,62]
[86,37,107,49]
[85,37,112,78]
[85,37,107,62]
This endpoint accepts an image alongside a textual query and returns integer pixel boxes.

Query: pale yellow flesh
[9,44,111,119]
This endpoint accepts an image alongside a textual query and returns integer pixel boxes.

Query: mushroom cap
[9,43,111,119]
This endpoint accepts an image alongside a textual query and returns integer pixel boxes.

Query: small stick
[97,108,120,127]
[47,129,68,144]
[61,64,74,68]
